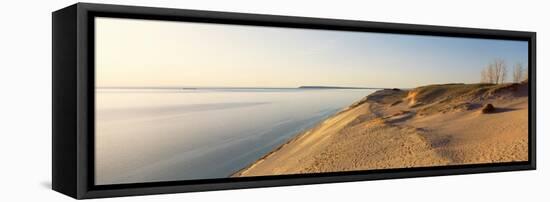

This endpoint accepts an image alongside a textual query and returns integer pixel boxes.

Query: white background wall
[0,0,547,201]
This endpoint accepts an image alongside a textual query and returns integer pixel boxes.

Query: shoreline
[231,94,377,177]
[230,96,368,177]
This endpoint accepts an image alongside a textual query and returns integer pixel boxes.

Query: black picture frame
[52,2,536,199]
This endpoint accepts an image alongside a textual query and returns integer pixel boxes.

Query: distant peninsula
[298,86,385,89]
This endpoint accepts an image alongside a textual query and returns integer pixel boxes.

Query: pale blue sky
[96,17,528,88]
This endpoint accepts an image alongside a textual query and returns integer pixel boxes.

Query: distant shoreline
[298,86,386,90]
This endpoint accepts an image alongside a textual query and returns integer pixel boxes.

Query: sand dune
[233,82,528,177]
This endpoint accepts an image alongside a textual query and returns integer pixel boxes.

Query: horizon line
[95,85,391,90]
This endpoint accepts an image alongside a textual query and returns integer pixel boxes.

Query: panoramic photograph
[94,17,529,185]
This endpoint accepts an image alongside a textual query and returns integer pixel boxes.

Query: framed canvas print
[52,3,536,199]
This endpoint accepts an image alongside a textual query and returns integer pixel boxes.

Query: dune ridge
[233,82,528,177]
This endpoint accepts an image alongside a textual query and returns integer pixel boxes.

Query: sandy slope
[233,82,529,177]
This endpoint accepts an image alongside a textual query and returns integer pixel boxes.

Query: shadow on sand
[490,107,519,114]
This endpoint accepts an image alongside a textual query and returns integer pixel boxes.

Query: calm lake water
[95,88,375,185]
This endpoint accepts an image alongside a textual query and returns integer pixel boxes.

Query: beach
[233,82,529,177]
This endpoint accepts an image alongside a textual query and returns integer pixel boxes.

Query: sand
[233,82,529,177]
